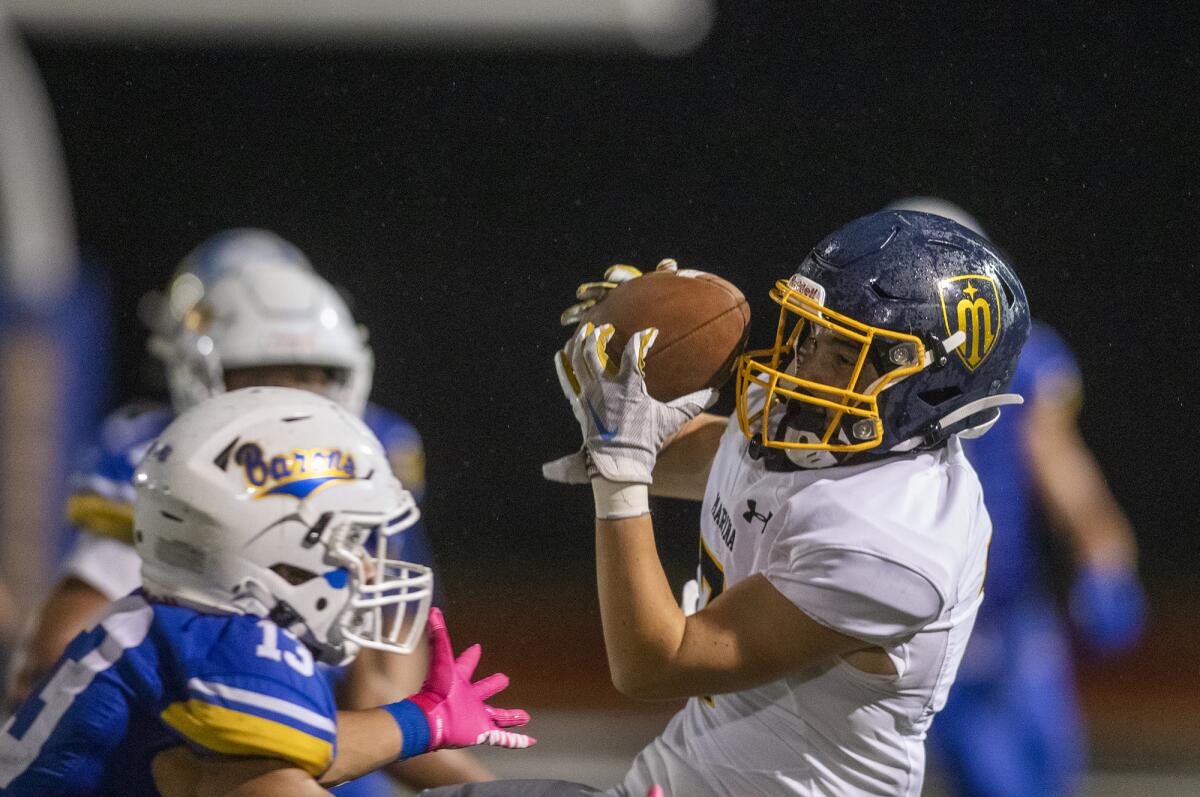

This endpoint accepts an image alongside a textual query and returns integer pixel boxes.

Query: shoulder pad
[67,401,172,542]
[157,613,336,776]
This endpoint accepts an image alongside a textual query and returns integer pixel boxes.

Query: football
[582,268,751,402]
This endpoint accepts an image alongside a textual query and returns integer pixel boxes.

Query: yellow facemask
[735,275,930,457]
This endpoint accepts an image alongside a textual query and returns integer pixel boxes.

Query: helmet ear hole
[998,275,1017,308]
[270,563,318,585]
[918,386,963,407]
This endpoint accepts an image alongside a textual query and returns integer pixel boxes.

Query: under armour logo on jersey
[742,500,773,533]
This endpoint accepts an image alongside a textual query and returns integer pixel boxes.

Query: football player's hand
[545,259,716,486]
[553,321,716,485]
[546,262,648,484]
[560,259,716,326]
[1068,564,1147,655]
[559,262,649,327]
[389,608,534,757]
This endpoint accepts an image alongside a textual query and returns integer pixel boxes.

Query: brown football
[582,269,751,402]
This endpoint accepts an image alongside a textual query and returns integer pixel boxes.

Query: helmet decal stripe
[259,475,354,500]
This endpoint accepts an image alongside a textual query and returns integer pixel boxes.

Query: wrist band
[382,699,431,760]
[592,478,650,519]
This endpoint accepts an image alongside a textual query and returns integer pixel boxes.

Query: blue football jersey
[962,321,1081,610]
[65,400,436,573]
[0,593,338,795]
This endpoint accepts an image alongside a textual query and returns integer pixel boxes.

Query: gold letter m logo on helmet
[939,275,1001,371]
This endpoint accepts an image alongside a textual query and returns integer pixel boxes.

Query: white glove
[549,322,716,485]
[545,263,650,484]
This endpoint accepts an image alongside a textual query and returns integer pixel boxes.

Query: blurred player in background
[4,229,492,791]
[885,198,1147,797]
[0,581,15,682]
[0,388,532,795]
[426,210,1030,796]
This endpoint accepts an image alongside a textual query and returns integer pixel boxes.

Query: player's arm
[9,526,143,708]
[548,262,729,502]
[6,576,110,709]
[554,325,869,698]
[1021,373,1146,652]
[152,747,331,796]
[328,608,533,784]
[360,425,497,787]
[650,412,727,500]
[0,577,16,645]
[153,702,492,794]
[1022,378,1136,569]
[154,703,477,795]
[161,610,529,791]
[151,708,411,793]
[594,511,867,699]
[9,424,145,708]
[338,636,495,787]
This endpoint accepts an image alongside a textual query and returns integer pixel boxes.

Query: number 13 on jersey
[255,620,315,676]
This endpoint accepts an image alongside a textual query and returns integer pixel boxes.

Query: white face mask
[329,505,433,660]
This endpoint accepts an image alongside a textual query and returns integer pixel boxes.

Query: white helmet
[133,386,432,666]
[146,229,374,415]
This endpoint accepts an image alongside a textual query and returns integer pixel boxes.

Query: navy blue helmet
[735,210,1030,469]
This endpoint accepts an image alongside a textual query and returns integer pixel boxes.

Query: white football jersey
[614,413,991,797]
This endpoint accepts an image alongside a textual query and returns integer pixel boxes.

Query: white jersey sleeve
[62,531,143,600]
[767,546,944,646]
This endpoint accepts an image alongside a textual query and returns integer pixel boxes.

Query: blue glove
[1068,565,1147,655]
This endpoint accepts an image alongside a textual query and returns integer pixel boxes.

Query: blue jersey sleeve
[0,595,160,795]
[66,401,173,544]
[158,613,338,777]
[1017,322,1082,408]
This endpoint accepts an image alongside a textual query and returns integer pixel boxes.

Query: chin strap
[928,330,967,368]
[891,393,1025,453]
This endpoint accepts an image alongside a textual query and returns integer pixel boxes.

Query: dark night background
[24,2,1199,614]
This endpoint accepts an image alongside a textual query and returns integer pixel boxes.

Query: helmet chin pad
[778,405,850,469]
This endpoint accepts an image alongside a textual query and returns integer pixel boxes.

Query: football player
[4,229,492,791]
[885,198,1145,797]
[448,210,1029,797]
[0,387,532,795]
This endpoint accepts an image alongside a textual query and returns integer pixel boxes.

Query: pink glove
[384,607,534,759]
